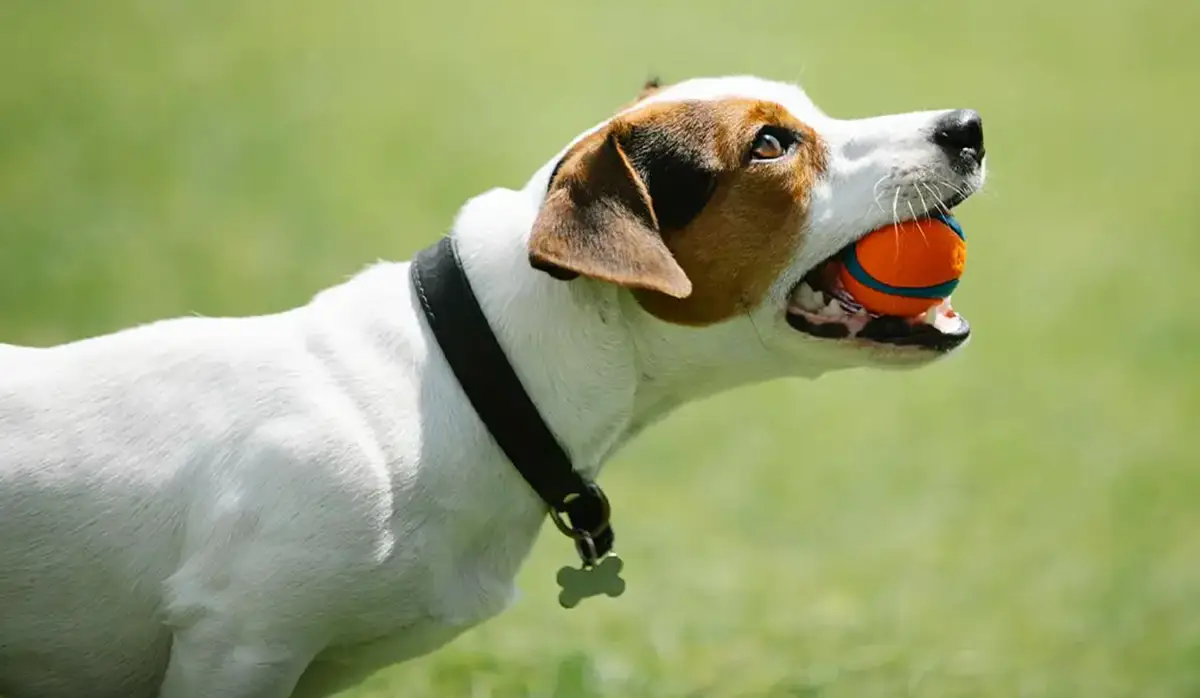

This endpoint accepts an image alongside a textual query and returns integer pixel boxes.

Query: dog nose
[932,109,984,167]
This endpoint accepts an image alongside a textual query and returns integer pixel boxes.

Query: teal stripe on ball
[841,246,962,299]
[930,210,965,240]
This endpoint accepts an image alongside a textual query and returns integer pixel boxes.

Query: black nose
[932,109,984,168]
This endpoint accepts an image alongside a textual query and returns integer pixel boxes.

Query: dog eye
[750,127,799,161]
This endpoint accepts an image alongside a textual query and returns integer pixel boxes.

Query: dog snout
[931,109,984,170]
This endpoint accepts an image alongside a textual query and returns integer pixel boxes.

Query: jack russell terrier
[0,74,986,698]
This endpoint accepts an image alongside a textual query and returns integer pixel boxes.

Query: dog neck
[447,168,807,480]
[450,184,635,480]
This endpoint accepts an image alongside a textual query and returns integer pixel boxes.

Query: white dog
[0,75,985,698]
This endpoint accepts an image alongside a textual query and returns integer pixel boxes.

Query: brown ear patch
[531,96,828,327]
[528,128,693,299]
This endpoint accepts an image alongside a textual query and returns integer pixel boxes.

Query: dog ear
[637,76,662,102]
[528,114,719,299]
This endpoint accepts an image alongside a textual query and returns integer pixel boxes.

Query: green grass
[2,1,1198,696]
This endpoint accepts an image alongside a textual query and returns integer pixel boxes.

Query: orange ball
[837,212,967,317]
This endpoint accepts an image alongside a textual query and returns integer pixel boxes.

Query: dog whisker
[933,177,971,201]
[871,175,891,214]
[920,182,950,215]
[906,200,930,248]
[914,182,930,219]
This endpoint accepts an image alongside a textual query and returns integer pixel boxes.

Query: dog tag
[556,553,626,608]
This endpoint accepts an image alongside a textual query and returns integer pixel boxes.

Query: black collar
[411,236,615,566]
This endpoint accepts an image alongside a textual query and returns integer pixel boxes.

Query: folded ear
[528,113,719,299]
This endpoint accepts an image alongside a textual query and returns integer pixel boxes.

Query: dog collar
[411,237,617,571]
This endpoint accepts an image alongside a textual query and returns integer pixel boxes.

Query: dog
[0,74,985,698]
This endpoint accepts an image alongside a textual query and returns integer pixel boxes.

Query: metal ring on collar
[549,483,611,541]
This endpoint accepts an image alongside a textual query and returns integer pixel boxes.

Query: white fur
[0,75,984,698]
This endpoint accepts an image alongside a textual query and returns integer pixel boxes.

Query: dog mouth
[785,211,971,353]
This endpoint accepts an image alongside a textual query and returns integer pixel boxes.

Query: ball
[837,211,966,317]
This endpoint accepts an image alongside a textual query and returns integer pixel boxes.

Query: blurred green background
[2,0,1198,696]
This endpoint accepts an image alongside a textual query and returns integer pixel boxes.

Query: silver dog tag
[556,553,626,608]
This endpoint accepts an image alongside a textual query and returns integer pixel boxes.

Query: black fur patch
[619,119,718,232]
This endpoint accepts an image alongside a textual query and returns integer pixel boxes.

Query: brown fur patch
[530,97,828,326]
[634,99,827,325]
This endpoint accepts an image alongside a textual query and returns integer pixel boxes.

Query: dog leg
[157,615,317,698]
[154,422,398,698]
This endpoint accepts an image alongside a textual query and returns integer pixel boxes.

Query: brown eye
[751,133,783,159]
[750,127,800,161]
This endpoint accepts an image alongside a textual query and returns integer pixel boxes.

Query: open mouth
[785,211,971,352]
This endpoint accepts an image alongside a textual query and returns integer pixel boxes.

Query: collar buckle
[549,482,612,566]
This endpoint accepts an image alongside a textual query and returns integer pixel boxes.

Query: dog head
[527,75,986,380]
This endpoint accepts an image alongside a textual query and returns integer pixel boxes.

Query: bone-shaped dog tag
[556,554,626,609]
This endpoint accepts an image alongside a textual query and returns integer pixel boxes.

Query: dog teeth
[830,286,864,313]
[837,295,865,315]
[792,282,826,313]
[923,306,939,325]
[818,297,843,318]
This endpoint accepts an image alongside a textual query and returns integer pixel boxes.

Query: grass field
[2,1,1198,696]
